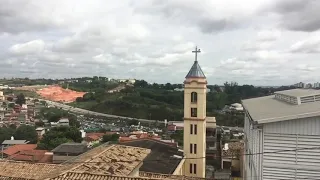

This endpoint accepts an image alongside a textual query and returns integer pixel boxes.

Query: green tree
[68,114,80,128]
[0,127,15,143]
[102,134,120,142]
[14,125,38,144]
[16,93,26,106]
[98,128,107,133]
[35,121,45,127]
[37,126,82,150]
[8,102,15,108]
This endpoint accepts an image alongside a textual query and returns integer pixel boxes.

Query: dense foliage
[37,126,82,150]
[0,125,37,144]
[0,127,15,143]
[102,134,120,142]
[15,93,26,106]
[14,125,38,144]
[38,107,80,128]
[61,76,118,92]
[70,80,295,127]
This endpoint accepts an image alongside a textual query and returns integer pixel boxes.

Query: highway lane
[37,99,165,123]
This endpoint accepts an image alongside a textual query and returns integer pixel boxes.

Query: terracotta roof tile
[0,144,210,180]
[8,150,47,162]
[0,160,62,179]
[67,145,150,176]
[2,144,37,156]
[49,171,213,180]
[44,144,151,179]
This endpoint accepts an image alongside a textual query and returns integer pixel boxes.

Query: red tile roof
[2,144,37,156]
[85,132,116,142]
[9,149,48,162]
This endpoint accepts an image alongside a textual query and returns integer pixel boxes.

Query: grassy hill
[70,87,184,121]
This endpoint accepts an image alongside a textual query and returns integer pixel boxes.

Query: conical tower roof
[185,60,206,78]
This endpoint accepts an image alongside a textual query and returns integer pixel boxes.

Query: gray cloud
[265,0,320,32]
[131,0,253,33]
[1,0,320,86]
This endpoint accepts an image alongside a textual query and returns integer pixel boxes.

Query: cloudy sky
[1,0,320,86]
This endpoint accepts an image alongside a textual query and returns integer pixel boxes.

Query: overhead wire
[57,145,320,164]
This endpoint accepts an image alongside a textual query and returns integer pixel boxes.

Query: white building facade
[243,89,320,180]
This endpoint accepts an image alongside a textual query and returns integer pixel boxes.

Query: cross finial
[192,46,201,62]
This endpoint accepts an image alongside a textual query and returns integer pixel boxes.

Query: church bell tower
[183,47,207,178]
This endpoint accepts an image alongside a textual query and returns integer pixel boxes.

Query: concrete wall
[53,155,77,164]
[183,77,207,178]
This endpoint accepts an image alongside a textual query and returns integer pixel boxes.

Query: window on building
[194,124,197,134]
[191,108,197,117]
[190,124,193,134]
[194,144,197,154]
[189,163,193,174]
[193,164,197,174]
[190,144,193,154]
[191,92,197,103]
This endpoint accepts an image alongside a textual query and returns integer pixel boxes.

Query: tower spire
[192,46,201,62]
[185,46,205,79]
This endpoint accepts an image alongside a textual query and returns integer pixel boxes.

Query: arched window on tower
[191,92,197,103]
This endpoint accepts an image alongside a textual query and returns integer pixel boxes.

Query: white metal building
[242,89,320,180]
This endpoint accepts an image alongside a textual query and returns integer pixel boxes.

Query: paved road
[29,98,244,128]
[37,99,165,123]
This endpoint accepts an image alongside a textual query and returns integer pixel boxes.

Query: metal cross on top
[192,46,201,62]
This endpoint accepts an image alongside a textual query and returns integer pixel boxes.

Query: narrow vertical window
[191,108,197,117]
[194,124,197,135]
[194,144,197,154]
[193,164,197,174]
[190,144,193,154]
[189,163,193,174]
[190,124,193,134]
[191,92,197,103]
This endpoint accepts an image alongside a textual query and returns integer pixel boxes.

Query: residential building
[0,91,4,101]
[57,118,69,126]
[221,141,243,176]
[230,103,244,111]
[36,127,46,139]
[0,144,213,180]
[206,117,218,159]
[242,89,320,180]
[120,138,184,175]
[52,143,88,163]
[50,118,69,127]
[1,144,51,163]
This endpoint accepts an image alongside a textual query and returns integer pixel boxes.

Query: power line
[55,145,320,164]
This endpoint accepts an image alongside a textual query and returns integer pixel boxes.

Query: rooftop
[242,92,320,124]
[0,160,62,179]
[120,138,183,174]
[52,143,87,154]
[222,141,244,159]
[2,144,37,156]
[8,149,49,163]
[1,140,28,145]
[185,61,206,79]
[275,88,320,97]
[50,171,212,180]
[0,144,211,180]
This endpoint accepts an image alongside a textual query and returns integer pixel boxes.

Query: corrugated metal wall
[263,116,320,135]
[244,114,263,180]
[263,131,320,179]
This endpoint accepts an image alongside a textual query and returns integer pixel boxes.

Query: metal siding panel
[263,133,320,179]
[264,117,320,135]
